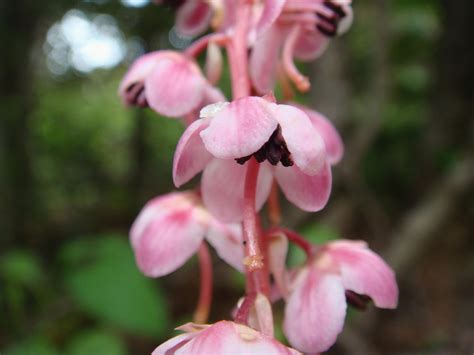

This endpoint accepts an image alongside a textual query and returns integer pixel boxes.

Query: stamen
[323,1,347,18]
[345,290,371,310]
[235,126,294,167]
[125,82,148,107]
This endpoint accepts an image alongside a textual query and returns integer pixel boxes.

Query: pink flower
[173,96,343,222]
[282,240,398,353]
[130,191,244,277]
[153,321,301,354]
[250,0,353,94]
[119,50,224,118]
[158,0,286,41]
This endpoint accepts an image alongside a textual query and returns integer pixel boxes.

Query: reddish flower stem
[226,0,252,99]
[267,180,282,226]
[267,227,313,258]
[227,0,270,313]
[193,242,213,324]
[243,159,270,297]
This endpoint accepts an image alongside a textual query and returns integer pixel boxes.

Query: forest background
[0,0,473,354]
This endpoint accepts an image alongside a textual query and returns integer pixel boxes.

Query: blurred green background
[0,0,473,354]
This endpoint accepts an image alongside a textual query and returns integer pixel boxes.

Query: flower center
[235,125,294,167]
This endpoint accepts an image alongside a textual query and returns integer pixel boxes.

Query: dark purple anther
[316,1,347,37]
[236,125,294,167]
[345,290,372,311]
[125,82,148,108]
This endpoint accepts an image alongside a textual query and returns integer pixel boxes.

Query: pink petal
[200,97,279,160]
[275,162,331,212]
[283,268,347,353]
[152,332,196,355]
[144,53,207,117]
[254,0,286,38]
[175,0,213,37]
[201,159,273,222]
[327,241,399,309]
[202,85,227,106]
[253,293,274,337]
[130,192,193,248]
[130,196,206,277]
[272,104,326,175]
[294,31,329,61]
[205,42,223,85]
[294,104,344,165]
[337,5,354,35]
[173,118,212,187]
[119,51,162,105]
[267,231,289,299]
[205,222,244,272]
[178,321,300,354]
[249,26,284,95]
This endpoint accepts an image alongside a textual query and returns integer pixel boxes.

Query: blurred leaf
[65,329,126,355]
[288,225,339,267]
[1,250,43,287]
[60,234,169,337]
[4,338,58,355]
[395,64,430,94]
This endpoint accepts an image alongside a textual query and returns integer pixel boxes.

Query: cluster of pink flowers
[120,1,398,353]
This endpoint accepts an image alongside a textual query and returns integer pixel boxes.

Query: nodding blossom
[119,51,224,118]
[160,0,287,40]
[173,96,343,222]
[281,240,398,353]
[130,191,244,277]
[250,0,353,93]
[153,321,301,355]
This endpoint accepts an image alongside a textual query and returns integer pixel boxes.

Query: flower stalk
[193,242,213,324]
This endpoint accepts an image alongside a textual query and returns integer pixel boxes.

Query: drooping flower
[250,0,353,94]
[119,50,224,118]
[153,321,301,354]
[173,96,343,222]
[158,0,287,42]
[282,240,398,353]
[130,191,243,277]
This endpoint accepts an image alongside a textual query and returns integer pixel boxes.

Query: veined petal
[175,0,213,37]
[328,241,399,309]
[173,118,212,187]
[130,192,195,248]
[272,104,326,175]
[283,268,347,353]
[177,321,300,354]
[201,159,273,222]
[294,104,344,165]
[131,206,205,277]
[275,162,331,212]
[152,332,196,355]
[206,222,244,272]
[145,53,207,117]
[200,97,278,160]
[250,26,284,95]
